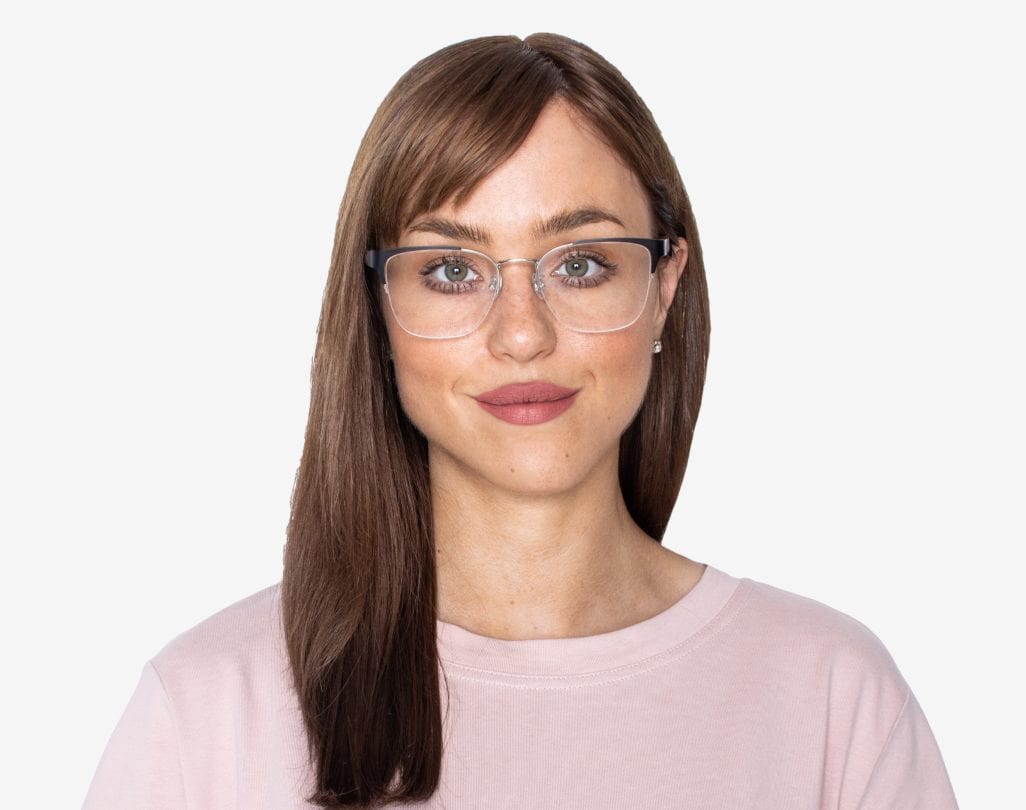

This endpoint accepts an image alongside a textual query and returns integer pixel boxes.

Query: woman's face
[383,99,687,496]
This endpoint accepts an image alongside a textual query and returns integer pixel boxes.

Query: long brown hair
[282,33,711,807]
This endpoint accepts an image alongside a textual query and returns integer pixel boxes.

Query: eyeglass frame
[365,236,670,284]
[364,236,671,336]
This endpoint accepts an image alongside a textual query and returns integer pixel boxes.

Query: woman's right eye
[424,259,481,285]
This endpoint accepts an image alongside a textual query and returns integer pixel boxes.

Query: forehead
[400,100,654,246]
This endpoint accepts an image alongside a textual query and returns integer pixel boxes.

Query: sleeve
[81,661,188,810]
[856,688,959,810]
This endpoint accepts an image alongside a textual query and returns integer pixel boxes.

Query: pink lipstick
[473,382,579,426]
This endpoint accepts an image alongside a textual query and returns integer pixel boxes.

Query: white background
[2,1,1021,806]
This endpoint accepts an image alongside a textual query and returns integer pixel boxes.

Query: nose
[483,259,557,363]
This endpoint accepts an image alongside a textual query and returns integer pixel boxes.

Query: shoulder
[699,570,957,805]
[147,582,286,699]
[732,573,903,666]
[724,572,910,713]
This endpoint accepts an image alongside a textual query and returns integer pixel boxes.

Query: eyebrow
[405,206,627,245]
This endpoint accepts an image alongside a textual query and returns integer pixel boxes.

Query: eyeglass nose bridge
[492,257,547,298]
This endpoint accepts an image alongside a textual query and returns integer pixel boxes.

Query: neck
[429,445,698,640]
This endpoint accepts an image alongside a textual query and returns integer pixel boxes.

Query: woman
[83,33,959,809]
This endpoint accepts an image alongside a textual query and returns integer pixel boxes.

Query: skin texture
[383,99,705,640]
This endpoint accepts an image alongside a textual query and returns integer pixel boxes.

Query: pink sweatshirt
[82,563,959,808]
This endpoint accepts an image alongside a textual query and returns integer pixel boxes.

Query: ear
[653,238,688,339]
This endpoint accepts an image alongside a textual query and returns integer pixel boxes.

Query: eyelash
[552,249,618,288]
[418,253,483,294]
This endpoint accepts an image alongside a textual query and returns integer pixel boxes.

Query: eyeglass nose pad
[490,261,546,300]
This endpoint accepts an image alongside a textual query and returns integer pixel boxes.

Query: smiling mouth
[472,382,579,426]
[473,381,579,406]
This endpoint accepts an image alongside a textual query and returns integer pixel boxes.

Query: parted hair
[282,32,711,807]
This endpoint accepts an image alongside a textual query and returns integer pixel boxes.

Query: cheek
[593,333,654,423]
[388,336,470,437]
[555,324,653,443]
[384,309,438,425]
[391,351,435,422]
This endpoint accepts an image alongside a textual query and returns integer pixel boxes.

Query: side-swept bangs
[364,37,562,246]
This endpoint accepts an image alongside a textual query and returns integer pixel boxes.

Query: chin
[438,436,617,497]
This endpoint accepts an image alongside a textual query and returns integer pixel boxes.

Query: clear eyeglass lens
[385,242,653,338]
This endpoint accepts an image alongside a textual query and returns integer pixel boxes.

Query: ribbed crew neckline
[435,562,740,680]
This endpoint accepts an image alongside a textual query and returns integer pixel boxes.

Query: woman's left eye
[555,255,601,277]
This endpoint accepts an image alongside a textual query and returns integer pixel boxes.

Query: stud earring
[652,339,662,354]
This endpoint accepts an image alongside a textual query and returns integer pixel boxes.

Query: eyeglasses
[365,237,669,339]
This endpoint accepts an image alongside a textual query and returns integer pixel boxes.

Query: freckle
[509,466,515,474]
[564,452,570,459]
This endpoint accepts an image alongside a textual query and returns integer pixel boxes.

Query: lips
[473,382,580,426]
[474,382,578,405]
